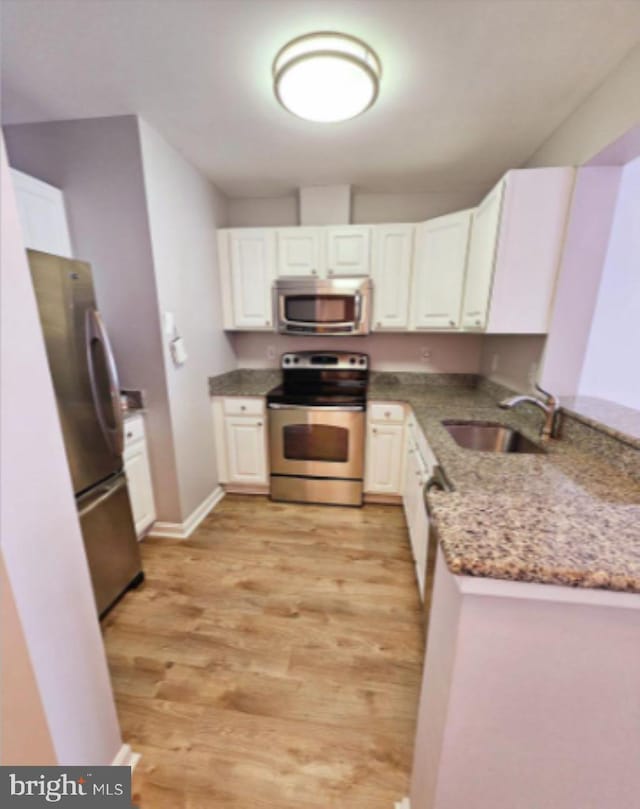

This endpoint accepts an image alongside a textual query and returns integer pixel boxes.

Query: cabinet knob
[384,411,391,418]
[475,319,481,326]
[372,427,378,434]
[126,431,133,439]
[257,421,263,427]
[241,405,246,411]
[265,319,270,326]
[311,269,317,276]
[449,320,455,326]
[328,269,334,276]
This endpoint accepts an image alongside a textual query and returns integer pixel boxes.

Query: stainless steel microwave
[273,277,372,336]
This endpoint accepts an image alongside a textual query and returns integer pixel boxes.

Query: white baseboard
[394,799,410,809]
[148,485,224,540]
[112,743,141,771]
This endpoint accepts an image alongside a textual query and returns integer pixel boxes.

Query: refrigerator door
[78,472,143,616]
[27,250,124,493]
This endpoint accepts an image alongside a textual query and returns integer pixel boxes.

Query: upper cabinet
[11,168,73,258]
[371,224,414,330]
[462,167,575,333]
[276,227,323,277]
[412,210,472,330]
[326,226,371,276]
[218,229,275,330]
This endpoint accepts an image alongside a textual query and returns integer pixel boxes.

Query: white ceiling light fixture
[273,31,381,123]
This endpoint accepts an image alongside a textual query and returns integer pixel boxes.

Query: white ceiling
[2,0,640,197]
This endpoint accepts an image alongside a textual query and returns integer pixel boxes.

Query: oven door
[268,405,365,480]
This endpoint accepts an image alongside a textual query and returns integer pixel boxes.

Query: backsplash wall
[231,332,484,373]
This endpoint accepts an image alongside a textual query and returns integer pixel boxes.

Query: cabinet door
[461,181,505,330]
[224,416,268,484]
[11,169,73,258]
[229,229,275,328]
[326,226,371,276]
[276,227,323,277]
[371,225,414,330]
[365,422,405,494]
[124,442,156,537]
[412,211,472,330]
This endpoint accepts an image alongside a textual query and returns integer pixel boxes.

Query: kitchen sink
[441,420,545,454]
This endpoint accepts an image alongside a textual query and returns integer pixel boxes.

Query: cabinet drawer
[124,414,145,447]
[223,397,264,416]
[369,402,405,423]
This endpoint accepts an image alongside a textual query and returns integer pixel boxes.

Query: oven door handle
[267,403,364,412]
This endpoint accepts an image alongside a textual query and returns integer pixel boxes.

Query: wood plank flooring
[102,495,425,808]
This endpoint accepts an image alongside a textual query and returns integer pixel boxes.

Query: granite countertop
[210,369,640,594]
[369,374,640,594]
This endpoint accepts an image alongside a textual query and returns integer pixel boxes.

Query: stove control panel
[281,351,369,370]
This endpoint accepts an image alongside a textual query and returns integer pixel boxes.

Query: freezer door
[78,472,142,616]
[27,250,124,493]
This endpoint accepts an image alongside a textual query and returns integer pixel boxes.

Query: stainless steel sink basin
[442,420,545,454]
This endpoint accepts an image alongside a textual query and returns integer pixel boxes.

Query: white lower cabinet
[212,397,268,487]
[365,403,406,495]
[402,417,436,601]
[123,415,156,538]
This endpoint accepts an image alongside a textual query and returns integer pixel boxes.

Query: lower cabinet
[364,403,406,495]
[212,397,269,488]
[123,414,156,538]
[403,418,437,601]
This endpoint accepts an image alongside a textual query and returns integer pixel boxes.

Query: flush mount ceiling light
[273,32,381,123]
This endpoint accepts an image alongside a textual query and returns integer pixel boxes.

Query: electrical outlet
[266,345,277,361]
[421,347,432,362]
[491,353,499,373]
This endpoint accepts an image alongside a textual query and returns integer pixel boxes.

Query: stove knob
[349,357,356,365]
[284,357,291,364]
[293,357,300,364]
[359,358,366,366]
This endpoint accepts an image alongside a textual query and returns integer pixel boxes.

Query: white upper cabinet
[276,227,323,277]
[371,224,414,330]
[326,226,371,276]
[412,210,472,330]
[462,168,575,333]
[218,229,275,330]
[461,182,505,330]
[11,168,73,258]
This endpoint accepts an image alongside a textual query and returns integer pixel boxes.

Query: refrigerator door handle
[78,474,128,518]
[85,308,125,456]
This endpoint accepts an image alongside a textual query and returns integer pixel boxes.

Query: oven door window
[283,423,349,463]
[285,295,355,325]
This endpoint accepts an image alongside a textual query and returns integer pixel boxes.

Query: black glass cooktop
[266,383,366,408]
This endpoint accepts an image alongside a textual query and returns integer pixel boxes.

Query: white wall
[138,119,235,520]
[578,156,640,408]
[3,115,182,522]
[527,44,640,168]
[231,332,483,374]
[480,335,547,393]
[227,187,486,227]
[540,167,622,395]
[0,135,122,765]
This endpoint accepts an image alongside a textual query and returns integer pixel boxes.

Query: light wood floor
[102,495,425,808]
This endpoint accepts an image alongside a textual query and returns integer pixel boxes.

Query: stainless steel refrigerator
[28,249,143,617]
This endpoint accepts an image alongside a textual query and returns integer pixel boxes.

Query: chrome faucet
[498,383,561,441]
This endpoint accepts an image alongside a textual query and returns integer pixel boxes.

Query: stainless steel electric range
[267,351,369,506]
